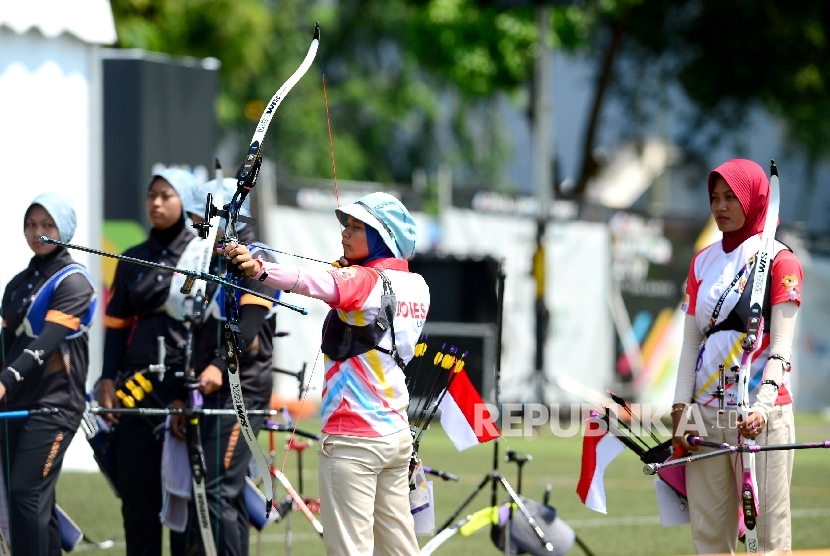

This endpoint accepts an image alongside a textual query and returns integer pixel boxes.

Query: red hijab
[708,159,770,253]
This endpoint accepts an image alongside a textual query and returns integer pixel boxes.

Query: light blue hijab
[27,192,77,243]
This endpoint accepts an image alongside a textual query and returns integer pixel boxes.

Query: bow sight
[192,191,258,241]
[192,192,219,240]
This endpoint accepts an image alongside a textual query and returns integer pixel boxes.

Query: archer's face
[24,205,59,257]
[341,215,370,262]
[710,177,746,233]
[147,178,182,230]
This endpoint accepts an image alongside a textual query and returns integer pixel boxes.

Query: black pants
[170,400,266,556]
[114,414,166,556]
[0,415,74,556]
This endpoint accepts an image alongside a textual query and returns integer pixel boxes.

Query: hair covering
[149,168,196,215]
[185,178,252,231]
[361,225,396,265]
[26,192,77,243]
[335,192,417,260]
[708,159,770,253]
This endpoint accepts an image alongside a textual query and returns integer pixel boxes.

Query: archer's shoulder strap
[319,269,406,370]
[372,271,406,370]
[705,241,792,338]
[19,263,96,340]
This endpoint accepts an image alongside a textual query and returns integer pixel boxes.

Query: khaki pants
[685,403,794,555]
[318,428,419,556]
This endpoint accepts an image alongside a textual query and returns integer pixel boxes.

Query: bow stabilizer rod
[644,437,830,475]
[0,407,59,420]
[37,236,308,315]
[88,407,285,417]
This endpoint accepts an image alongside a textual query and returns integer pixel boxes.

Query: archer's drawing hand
[736,412,765,440]
[221,243,259,277]
[199,364,223,395]
[170,399,187,440]
[0,382,5,401]
[97,378,121,425]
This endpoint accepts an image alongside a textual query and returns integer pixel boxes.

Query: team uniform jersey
[1,248,95,426]
[683,235,803,407]
[102,222,194,403]
[321,258,430,437]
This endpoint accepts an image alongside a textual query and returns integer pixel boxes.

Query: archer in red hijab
[707,159,770,253]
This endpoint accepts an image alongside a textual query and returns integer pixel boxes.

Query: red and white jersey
[321,258,430,437]
[683,234,802,408]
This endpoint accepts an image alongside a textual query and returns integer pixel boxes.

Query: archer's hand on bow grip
[220,243,259,278]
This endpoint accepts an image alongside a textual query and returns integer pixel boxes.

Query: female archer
[0,193,96,556]
[222,192,429,556]
[169,177,279,555]
[97,168,196,556]
[671,159,801,554]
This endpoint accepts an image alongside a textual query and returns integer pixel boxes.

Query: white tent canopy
[0,0,116,472]
[0,0,116,43]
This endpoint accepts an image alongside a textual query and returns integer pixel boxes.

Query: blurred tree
[572,0,830,198]
[110,0,830,200]
[109,0,538,186]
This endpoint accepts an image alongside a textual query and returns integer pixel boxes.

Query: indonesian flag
[438,370,500,451]
[576,417,624,513]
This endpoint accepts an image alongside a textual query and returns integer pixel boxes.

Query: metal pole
[532,5,553,404]
[492,261,508,555]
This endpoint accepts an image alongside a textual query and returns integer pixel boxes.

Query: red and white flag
[576,417,624,514]
[438,370,499,451]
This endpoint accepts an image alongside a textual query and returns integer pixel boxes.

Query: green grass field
[56,412,830,555]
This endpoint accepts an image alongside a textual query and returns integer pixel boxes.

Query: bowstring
[322,62,341,210]
[233,241,332,266]
[276,51,341,483]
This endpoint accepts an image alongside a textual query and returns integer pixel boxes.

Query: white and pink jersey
[683,234,802,408]
[321,258,430,437]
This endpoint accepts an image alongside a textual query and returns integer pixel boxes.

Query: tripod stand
[436,260,555,555]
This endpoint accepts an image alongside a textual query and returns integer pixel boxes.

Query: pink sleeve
[770,250,803,306]
[255,262,340,304]
[326,267,379,312]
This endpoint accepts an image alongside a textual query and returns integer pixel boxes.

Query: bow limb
[229,21,321,231]
[183,339,217,556]
[219,23,320,520]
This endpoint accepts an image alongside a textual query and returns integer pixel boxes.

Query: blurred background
[4,2,830,554]
[3,0,830,417]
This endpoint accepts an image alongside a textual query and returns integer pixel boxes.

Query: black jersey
[191,226,278,406]
[102,219,194,403]
[1,248,95,425]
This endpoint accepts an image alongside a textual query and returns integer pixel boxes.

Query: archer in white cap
[223,191,429,556]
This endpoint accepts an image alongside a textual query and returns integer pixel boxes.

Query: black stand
[436,260,554,554]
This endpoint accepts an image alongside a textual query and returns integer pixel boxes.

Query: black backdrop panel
[408,254,499,324]
[103,50,219,225]
[404,321,498,406]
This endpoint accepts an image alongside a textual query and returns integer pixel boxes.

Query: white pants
[318,428,419,556]
[686,403,794,555]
